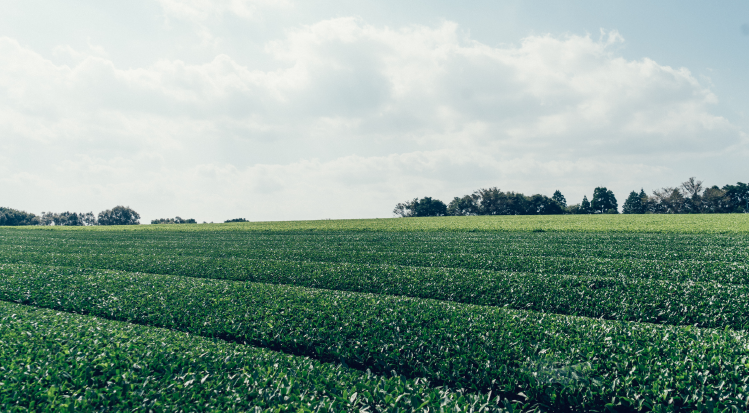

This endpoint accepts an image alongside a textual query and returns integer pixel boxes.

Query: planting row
[2,243,749,288]
[1,263,748,411]
[1,251,747,329]
[3,230,748,264]
[0,301,507,412]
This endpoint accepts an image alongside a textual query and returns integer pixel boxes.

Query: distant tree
[722,182,749,213]
[651,187,686,214]
[40,211,97,226]
[565,204,581,214]
[580,196,592,214]
[413,197,447,217]
[98,206,140,226]
[680,177,704,213]
[475,187,509,215]
[81,212,97,226]
[151,216,197,224]
[527,194,564,215]
[591,187,618,214]
[0,207,40,226]
[394,197,447,217]
[622,191,645,214]
[393,198,417,217]
[702,186,729,213]
[552,190,567,208]
[224,218,249,223]
[446,195,480,216]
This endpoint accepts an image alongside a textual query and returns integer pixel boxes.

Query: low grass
[5,213,749,234]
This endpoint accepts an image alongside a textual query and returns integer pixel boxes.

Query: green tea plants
[0,300,508,412]
[1,216,748,411]
[2,263,749,410]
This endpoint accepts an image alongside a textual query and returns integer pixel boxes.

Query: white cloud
[0,18,743,221]
[156,0,289,21]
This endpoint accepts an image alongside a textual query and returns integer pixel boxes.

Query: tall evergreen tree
[552,190,567,208]
[591,187,618,214]
[622,191,645,214]
[580,196,592,214]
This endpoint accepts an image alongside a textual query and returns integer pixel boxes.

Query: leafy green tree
[651,188,685,214]
[393,198,417,217]
[151,217,197,224]
[0,207,40,226]
[552,190,567,208]
[475,187,507,215]
[580,196,592,214]
[394,197,447,217]
[527,194,564,215]
[702,186,729,213]
[446,195,479,216]
[224,218,249,223]
[591,187,618,214]
[622,190,646,214]
[680,177,704,213]
[722,182,749,212]
[40,211,96,226]
[98,206,140,225]
[565,204,581,214]
[413,197,447,217]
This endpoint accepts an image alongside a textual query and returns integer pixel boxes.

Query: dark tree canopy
[0,207,39,226]
[580,196,592,214]
[420,188,564,217]
[622,191,645,214]
[393,197,447,217]
[41,211,97,226]
[723,182,749,212]
[151,216,197,225]
[591,187,618,214]
[614,179,747,214]
[552,190,567,208]
[225,218,249,223]
[446,195,480,216]
[98,206,141,226]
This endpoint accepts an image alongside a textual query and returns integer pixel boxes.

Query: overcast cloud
[1,1,747,222]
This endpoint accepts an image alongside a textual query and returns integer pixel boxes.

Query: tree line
[0,205,252,227]
[621,178,748,214]
[151,216,197,224]
[0,206,141,226]
[394,178,748,217]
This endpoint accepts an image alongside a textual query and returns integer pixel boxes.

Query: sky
[1,0,748,223]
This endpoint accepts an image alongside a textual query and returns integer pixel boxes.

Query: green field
[2,215,749,411]
[12,213,749,233]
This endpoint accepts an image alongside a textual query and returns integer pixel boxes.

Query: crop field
[2,215,749,411]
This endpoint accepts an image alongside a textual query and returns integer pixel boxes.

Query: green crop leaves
[0,301,514,412]
[2,263,749,410]
[2,223,749,411]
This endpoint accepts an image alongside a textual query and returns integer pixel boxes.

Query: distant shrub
[41,211,97,226]
[151,217,197,225]
[0,207,40,226]
[98,206,140,226]
[224,218,249,223]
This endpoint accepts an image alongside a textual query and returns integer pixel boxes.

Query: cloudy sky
[2,1,748,222]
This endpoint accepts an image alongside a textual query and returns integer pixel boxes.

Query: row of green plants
[4,229,747,264]
[0,300,508,412]
[3,243,747,286]
[1,263,748,411]
[2,250,748,329]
